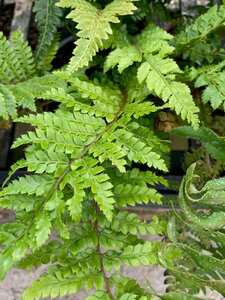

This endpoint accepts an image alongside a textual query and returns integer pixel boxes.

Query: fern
[175,5,225,47]
[0,30,67,120]
[189,61,225,110]
[56,0,138,71]
[105,25,199,128]
[0,31,35,82]
[33,0,63,72]
[173,126,225,163]
[163,164,225,298]
[1,1,225,299]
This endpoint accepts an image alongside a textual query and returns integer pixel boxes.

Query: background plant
[0,0,225,299]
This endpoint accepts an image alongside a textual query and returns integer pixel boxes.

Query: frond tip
[57,0,138,71]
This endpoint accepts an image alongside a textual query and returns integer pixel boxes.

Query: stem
[93,203,115,300]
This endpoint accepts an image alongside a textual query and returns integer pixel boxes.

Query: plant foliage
[0,0,225,299]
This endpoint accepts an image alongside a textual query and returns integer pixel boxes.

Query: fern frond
[57,0,137,71]
[0,31,35,82]
[0,85,17,119]
[104,44,142,73]
[176,164,225,231]
[105,25,199,128]
[44,87,116,121]
[173,126,225,163]
[87,291,111,300]
[124,101,158,119]
[176,5,225,46]
[191,62,225,110]
[35,33,60,72]
[22,269,104,300]
[109,168,167,186]
[33,0,62,72]
[0,194,40,212]
[0,174,54,196]
[0,73,66,121]
[18,110,105,141]
[18,240,67,270]
[104,242,159,270]
[104,25,173,73]
[112,128,168,171]
[71,157,115,220]
[16,150,69,174]
[111,211,166,235]
[126,122,170,155]
[59,75,121,114]
[10,30,36,78]
[90,138,127,173]
[114,183,162,206]
[137,57,199,128]
[99,229,134,250]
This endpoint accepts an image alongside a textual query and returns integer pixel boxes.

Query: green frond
[173,126,225,163]
[21,269,104,300]
[0,73,66,121]
[36,33,60,72]
[104,25,173,74]
[104,242,159,270]
[0,32,25,82]
[104,44,142,73]
[159,291,206,300]
[124,101,158,119]
[114,183,162,206]
[111,211,166,235]
[192,63,225,110]
[126,122,170,155]
[0,85,17,119]
[114,277,152,300]
[69,224,99,255]
[109,168,167,186]
[87,291,111,300]
[112,128,168,171]
[18,240,67,270]
[176,5,225,46]
[137,57,199,128]
[0,30,35,82]
[0,174,54,196]
[57,74,121,116]
[12,128,84,156]
[71,157,115,220]
[66,185,85,222]
[33,0,63,72]
[18,110,105,141]
[34,211,53,246]
[178,164,225,230]
[99,229,133,250]
[9,85,36,111]
[7,150,69,177]
[0,194,42,212]
[90,138,127,172]
[10,30,36,78]
[57,0,137,71]
[44,87,115,121]
[105,24,199,128]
